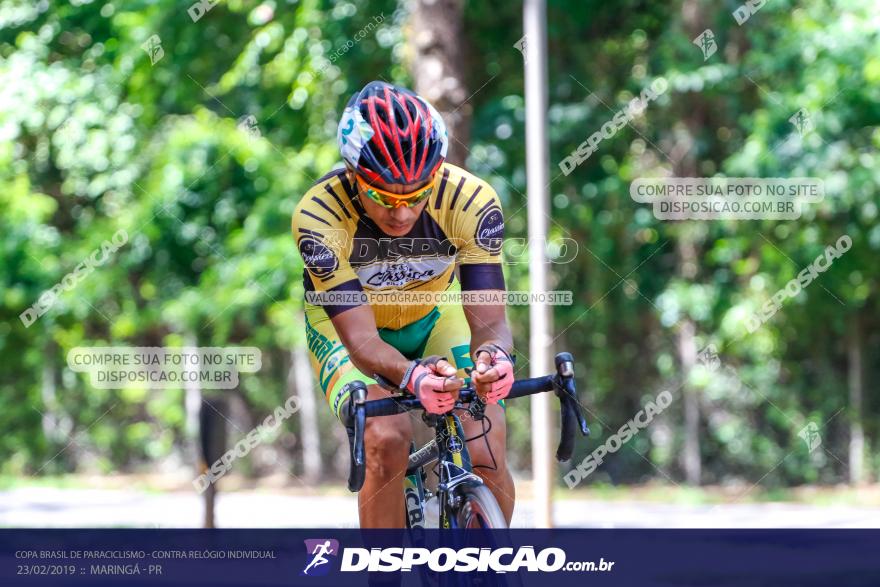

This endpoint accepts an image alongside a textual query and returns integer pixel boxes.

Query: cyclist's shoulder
[292,168,357,229]
[439,162,495,192]
[435,163,500,213]
[296,168,353,208]
[431,164,502,238]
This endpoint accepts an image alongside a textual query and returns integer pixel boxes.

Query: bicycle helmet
[337,81,448,185]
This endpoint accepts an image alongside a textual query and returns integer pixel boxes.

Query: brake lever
[553,352,589,437]
[562,376,590,438]
[571,398,590,437]
[554,374,576,462]
[552,352,591,461]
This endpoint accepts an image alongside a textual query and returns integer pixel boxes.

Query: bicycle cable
[467,413,499,472]
[429,408,499,481]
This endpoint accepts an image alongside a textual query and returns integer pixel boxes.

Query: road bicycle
[342,352,590,529]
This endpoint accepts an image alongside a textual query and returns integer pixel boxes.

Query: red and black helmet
[337,81,449,185]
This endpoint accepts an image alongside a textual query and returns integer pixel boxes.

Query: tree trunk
[676,310,701,485]
[198,396,227,529]
[409,0,471,166]
[673,0,705,486]
[184,333,202,462]
[290,347,321,483]
[40,342,70,445]
[675,222,702,486]
[848,314,865,484]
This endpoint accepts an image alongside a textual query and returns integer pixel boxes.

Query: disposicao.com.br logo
[300,540,614,574]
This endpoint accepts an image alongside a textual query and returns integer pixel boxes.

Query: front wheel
[456,484,507,529]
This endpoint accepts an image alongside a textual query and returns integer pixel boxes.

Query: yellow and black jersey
[291,163,505,330]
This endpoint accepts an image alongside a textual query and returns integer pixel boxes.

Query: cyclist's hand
[472,344,513,404]
[406,356,462,414]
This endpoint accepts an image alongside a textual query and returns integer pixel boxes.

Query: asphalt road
[2,487,879,528]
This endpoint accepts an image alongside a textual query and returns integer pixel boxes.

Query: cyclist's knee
[468,440,509,472]
[364,415,413,479]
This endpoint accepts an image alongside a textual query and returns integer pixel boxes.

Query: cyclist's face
[358,177,431,236]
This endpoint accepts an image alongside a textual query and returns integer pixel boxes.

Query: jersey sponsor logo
[332,384,349,414]
[319,348,349,391]
[306,321,340,365]
[475,207,504,253]
[356,258,452,288]
[366,266,435,287]
[299,236,339,279]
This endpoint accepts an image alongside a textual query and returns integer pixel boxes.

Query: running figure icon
[302,539,337,575]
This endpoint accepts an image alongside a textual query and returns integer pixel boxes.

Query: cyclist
[292,81,515,528]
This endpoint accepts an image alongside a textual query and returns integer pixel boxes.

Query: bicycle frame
[405,410,487,529]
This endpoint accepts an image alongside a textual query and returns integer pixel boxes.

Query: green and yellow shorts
[305,298,479,420]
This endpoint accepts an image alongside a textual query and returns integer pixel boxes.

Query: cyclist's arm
[330,305,412,386]
[450,176,511,357]
[463,301,513,359]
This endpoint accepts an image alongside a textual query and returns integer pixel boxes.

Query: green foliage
[1,0,877,489]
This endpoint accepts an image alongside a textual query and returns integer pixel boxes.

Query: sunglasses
[354,174,434,209]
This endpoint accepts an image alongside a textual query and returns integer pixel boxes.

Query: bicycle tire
[456,485,524,587]
[456,484,507,529]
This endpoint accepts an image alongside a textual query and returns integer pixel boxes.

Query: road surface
[2,487,879,528]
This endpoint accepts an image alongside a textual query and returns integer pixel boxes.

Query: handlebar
[341,352,590,492]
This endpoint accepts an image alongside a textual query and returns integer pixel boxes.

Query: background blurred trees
[1,0,877,489]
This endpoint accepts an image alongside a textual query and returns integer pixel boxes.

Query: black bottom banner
[2,529,878,586]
